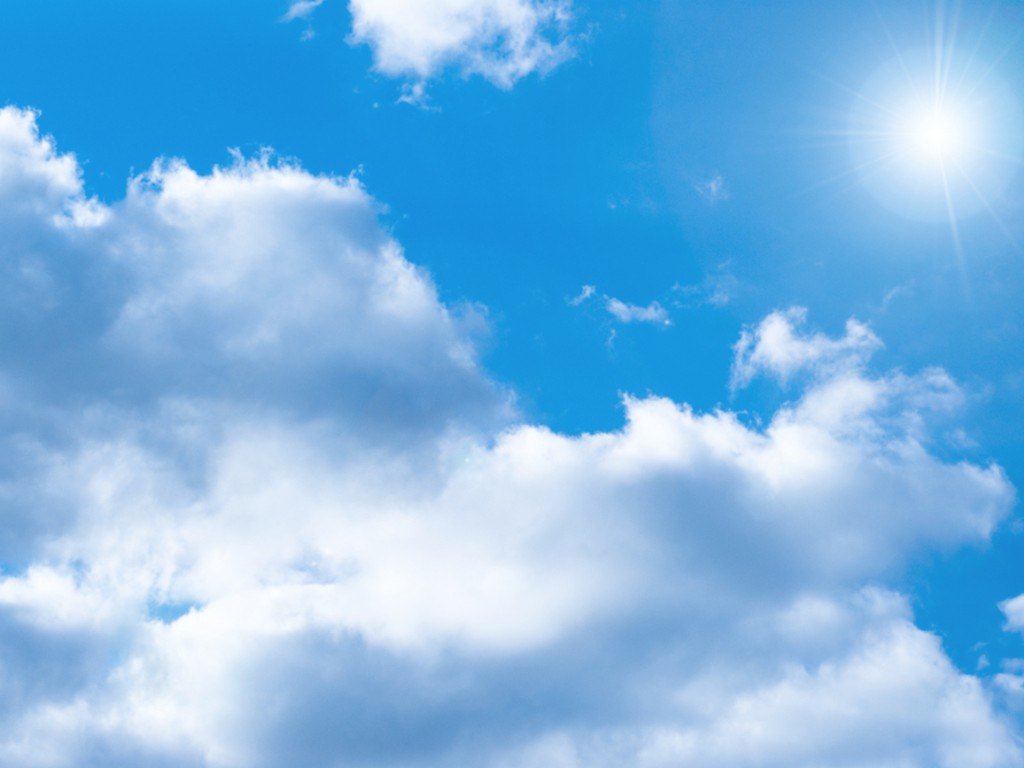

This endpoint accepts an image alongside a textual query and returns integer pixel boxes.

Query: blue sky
[1,1,1023,765]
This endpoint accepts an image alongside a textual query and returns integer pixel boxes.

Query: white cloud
[569,284,596,306]
[995,659,1024,715]
[0,133,509,445]
[640,624,1016,768]
[569,286,671,327]
[0,107,1019,767]
[732,307,884,390]
[605,297,670,325]
[283,0,326,39]
[348,0,575,88]
[0,107,106,242]
[0,107,84,221]
[283,0,325,22]
[108,156,498,420]
[505,593,1022,768]
[1002,595,1024,634]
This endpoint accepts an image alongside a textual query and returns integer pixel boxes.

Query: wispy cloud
[674,262,740,308]
[569,284,596,306]
[282,0,325,40]
[282,0,324,22]
[605,296,670,325]
[569,284,671,326]
[695,172,729,203]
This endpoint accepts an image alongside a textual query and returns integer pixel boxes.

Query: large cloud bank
[0,107,1021,767]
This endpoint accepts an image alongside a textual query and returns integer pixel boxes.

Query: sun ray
[796,149,903,198]
[939,160,972,297]
[950,157,1024,253]
[950,3,998,95]
[805,68,902,120]
[975,146,1023,164]
[960,29,1024,102]
[872,0,925,102]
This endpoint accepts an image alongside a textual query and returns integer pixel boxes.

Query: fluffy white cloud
[1004,594,1024,634]
[104,154,507,436]
[11,367,1007,660]
[995,659,1024,711]
[503,592,1022,768]
[0,107,90,225]
[639,620,1017,768]
[732,306,883,389]
[0,108,1019,767]
[347,0,575,89]
[0,107,105,338]
[0,120,508,448]
[520,598,1024,768]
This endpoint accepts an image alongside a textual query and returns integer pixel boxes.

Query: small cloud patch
[605,297,670,325]
[695,172,729,203]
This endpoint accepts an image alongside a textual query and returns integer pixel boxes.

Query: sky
[0,0,1023,765]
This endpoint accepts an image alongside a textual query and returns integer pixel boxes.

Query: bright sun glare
[836,9,1023,241]
[905,106,968,162]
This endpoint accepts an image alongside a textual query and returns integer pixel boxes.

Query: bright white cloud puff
[285,0,574,97]
[732,306,885,389]
[303,0,576,90]
[0,107,1020,767]
[1004,595,1024,635]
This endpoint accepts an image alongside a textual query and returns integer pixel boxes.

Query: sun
[904,105,968,163]
[836,23,1022,234]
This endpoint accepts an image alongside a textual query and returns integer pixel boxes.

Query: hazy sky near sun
[0,1,1023,766]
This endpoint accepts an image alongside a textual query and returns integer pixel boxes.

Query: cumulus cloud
[0,121,507,446]
[995,659,1024,716]
[0,107,92,225]
[1003,594,1024,634]
[505,592,1022,768]
[348,0,575,89]
[732,306,884,389]
[109,156,505,431]
[0,107,1020,767]
[639,620,1017,768]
